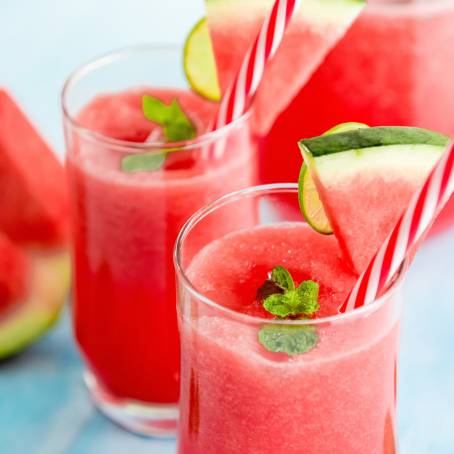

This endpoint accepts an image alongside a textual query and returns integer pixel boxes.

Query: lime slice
[299,163,333,235]
[184,18,221,102]
[299,122,370,235]
[322,122,369,136]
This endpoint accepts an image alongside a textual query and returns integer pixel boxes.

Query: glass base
[84,371,178,437]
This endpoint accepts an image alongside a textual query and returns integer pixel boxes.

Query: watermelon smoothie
[175,185,402,453]
[262,0,454,233]
[63,48,256,435]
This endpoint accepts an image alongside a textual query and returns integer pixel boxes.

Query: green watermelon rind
[299,126,449,158]
[0,252,70,359]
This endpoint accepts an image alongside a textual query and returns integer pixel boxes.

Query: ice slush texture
[179,223,399,453]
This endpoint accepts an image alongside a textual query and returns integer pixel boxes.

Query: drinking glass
[175,184,404,453]
[62,45,256,436]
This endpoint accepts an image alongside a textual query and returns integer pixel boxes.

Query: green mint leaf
[142,95,170,124]
[121,152,166,173]
[164,99,197,142]
[262,281,320,318]
[296,280,320,315]
[271,266,295,291]
[142,95,196,142]
[258,325,318,356]
[263,291,301,317]
[256,266,293,302]
[256,279,284,301]
[263,293,294,317]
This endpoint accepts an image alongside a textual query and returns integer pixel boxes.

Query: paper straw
[209,0,300,158]
[341,141,454,313]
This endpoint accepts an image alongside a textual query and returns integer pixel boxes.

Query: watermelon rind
[300,126,449,158]
[0,251,70,359]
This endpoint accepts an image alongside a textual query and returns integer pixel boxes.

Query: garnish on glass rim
[257,266,320,356]
[121,95,197,173]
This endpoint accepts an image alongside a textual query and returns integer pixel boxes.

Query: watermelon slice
[299,126,448,274]
[0,90,71,358]
[204,0,365,135]
[0,89,69,246]
[0,231,29,313]
[0,250,70,358]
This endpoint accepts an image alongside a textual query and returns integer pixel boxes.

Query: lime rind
[298,163,333,235]
[322,122,369,136]
[184,18,221,102]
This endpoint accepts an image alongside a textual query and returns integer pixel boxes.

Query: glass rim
[174,183,407,327]
[61,44,252,154]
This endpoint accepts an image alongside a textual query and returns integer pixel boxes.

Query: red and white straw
[341,141,454,313]
[212,0,301,133]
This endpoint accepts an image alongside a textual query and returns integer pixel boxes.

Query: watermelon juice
[63,48,256,435]
[262,0,454,234]
[175,185,402,453]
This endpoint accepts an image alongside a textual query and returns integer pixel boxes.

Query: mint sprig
[121,95,196,173]
[257,266,320,356]
[259,266,319,318]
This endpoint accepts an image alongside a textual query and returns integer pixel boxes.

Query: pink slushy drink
[176,189,401,453]
[66,87,256,406]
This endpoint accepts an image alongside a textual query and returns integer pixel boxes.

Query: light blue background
[1,1,454,453]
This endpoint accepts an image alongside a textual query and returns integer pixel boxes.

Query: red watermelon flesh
[0,89,69,246]
[0,231,29,313]
[316,169,428,274]
[204,0,365,135]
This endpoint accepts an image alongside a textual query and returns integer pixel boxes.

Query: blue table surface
[1,228,454,454]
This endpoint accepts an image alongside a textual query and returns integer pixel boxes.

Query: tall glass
[262,0,454,235]
[175,184,403,453]
[62,46,256,436]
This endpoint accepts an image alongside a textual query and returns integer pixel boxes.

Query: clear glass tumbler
[62,45,256,436]
[175,184,404,453]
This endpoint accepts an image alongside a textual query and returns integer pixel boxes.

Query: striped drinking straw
[209,0,301,157]
[341,141,454,313]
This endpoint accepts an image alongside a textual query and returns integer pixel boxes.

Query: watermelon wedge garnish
[299,126,449,274]
[0,89,69,246]
[0,89,71,358]
[204,0,365,134]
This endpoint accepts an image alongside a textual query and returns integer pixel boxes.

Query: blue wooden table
[1,228,454,454]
